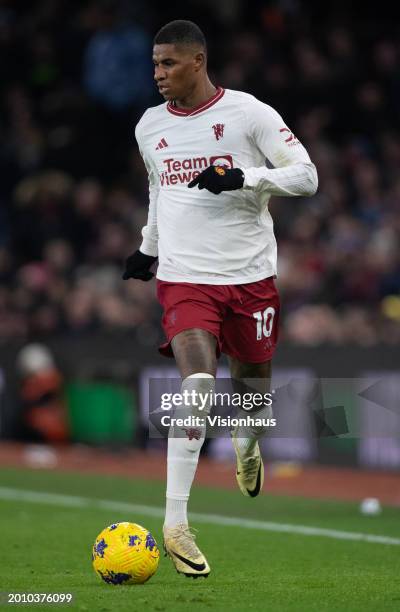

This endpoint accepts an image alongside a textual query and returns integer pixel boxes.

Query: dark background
[1,0,399,345]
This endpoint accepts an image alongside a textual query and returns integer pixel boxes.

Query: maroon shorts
[156,277,280,363]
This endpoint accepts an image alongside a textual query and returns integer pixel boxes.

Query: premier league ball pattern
[92,522,160,585]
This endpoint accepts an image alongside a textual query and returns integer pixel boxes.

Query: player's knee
[181,372,215,414]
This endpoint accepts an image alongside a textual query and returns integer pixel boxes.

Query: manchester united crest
[212,123,224,140]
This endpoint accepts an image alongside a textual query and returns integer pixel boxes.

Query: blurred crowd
[1,0,400,346]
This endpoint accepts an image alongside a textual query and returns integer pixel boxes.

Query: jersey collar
[167,86,225,117]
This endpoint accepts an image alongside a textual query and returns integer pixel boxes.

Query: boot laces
[243,455,260,480]
[169,525,200,558]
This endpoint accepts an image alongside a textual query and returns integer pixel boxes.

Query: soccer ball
[92,521,160,585]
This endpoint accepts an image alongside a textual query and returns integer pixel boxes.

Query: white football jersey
[135,87,318,285]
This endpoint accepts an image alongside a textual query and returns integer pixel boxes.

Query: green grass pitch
[1,467,400,611]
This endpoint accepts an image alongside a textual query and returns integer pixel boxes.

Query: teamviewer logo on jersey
[159,155,233,186]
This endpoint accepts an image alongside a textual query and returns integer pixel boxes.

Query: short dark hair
[154,20,206,52]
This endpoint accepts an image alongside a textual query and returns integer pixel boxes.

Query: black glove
[122,250,157,281]
[188,165,244,195]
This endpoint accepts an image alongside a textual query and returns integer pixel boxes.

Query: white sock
[235,404,273,458]
[165,497,188,527]
[164,373,215,528]
[236,436,258,456]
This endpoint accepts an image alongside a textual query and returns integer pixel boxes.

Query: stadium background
[1,0,400,479]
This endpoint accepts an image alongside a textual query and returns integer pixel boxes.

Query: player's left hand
[188,165,244,195]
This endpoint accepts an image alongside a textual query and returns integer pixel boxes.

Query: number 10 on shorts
[253,307,275,340]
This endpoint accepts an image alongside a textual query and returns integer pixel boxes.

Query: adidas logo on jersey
[156,138,168,150]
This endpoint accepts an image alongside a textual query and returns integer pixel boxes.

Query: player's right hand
[122,250,157,281]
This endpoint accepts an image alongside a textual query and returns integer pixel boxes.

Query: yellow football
[92,521,160,585]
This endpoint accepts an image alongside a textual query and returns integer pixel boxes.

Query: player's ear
[193,51,206,72]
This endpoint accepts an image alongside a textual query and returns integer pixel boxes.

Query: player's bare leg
[163,328,216,577]
[229,358,272,497]
[172,328,217,379]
